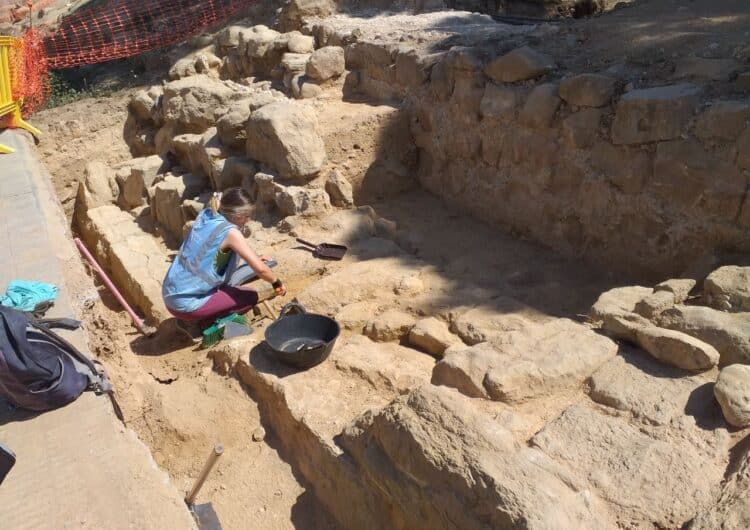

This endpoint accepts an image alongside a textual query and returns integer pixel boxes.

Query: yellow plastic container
[0,36,41,154]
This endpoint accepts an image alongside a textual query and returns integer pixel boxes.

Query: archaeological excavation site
[1,0,750,528]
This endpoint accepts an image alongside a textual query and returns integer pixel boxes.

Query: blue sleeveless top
[162,209,235,313]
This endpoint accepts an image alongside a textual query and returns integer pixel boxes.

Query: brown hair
[208,187,253,221]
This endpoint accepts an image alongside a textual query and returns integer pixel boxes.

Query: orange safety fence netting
[8,29,49,116]
[6,0,259,115]
[43,0,258,69]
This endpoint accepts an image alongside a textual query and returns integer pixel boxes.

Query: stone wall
[338,36,750,279]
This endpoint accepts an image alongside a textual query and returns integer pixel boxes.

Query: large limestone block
[306,46,345,81]
[658,305,750,366]
[152,173,206,243]
[484,46,554,83]
[533,405,725,528]
[79,205,169,322]
[245,101,326,180]
[216,91,286,150]
[590,285,653,321]
[673,56,739,81]
[634,289,675,318]
[654,278,696,303]
[449,297,539,345]
[589,348,712,425]
[76,161,118,210]
[479,83,521,121]
[635,326,719,371]
[433,319,617,403]
[559,73,616,107]
[612,84,700,144]
[589,142,651,194]
[689,447,750,529]
[519,83,561,128]
[364,309,415,342]
[704,266,750,312]
[695,101,750,141]
[341,386,615,530]
[162,75,239,133]
[116,155,168,210]
[561,108,601,148]
[652,139,746,220]
[714,364,750,427]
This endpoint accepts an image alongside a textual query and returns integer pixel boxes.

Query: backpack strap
[30,319,124,422]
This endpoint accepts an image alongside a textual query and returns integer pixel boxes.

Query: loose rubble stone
[408,317,458,358]
[634,290,676,318]
[673,56,739,81]
[562,108,601,148]
[287,33,315,54]
[364,309,415,342]
[130,89,159,123]
[714,364,750,428]
[290,74,323,99]
[434,319,617,403]
[533,405,725,528]
[635,326,719,371]
[695,101,750,141]
[274,185,331,217]
[658,305,750,366]
[590,285,653,321]
[559,73,616,107]
[705,266,750,312]
[611,83,700,144]
[589,348,711,426]
[484,46,554,83]
[654,278,696,303]
[246,101,327,180]
[281,52,311,76]
[306,46,346,81]
[519,83,561,128]
[325,169,354,207]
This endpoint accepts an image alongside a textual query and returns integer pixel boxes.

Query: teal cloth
[0,280,58,312]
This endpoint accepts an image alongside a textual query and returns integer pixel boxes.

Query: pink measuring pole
[74,237,152,336]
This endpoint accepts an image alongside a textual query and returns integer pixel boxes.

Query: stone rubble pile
[591,265,750,428]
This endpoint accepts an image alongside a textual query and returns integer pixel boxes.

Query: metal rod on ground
[74,238,156,336]
[186,444,224,506]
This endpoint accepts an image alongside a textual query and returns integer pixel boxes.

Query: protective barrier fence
[2,0,259,152]
[44,0,258,69]
[0,35,42,154]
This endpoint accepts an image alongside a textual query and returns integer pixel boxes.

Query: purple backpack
[0,306,113,412]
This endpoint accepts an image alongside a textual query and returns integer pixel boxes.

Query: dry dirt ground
[27,1,750,528]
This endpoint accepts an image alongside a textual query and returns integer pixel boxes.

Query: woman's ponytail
[208,192,222,214]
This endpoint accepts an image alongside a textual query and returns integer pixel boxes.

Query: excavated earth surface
[27,0,750,528]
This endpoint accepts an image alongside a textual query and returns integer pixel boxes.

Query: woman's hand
[274,284,287,297]
[259,256,274,264]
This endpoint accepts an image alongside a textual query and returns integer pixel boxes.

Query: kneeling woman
[162,187,285,322]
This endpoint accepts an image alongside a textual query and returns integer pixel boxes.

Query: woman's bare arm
[222,229,285,293]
